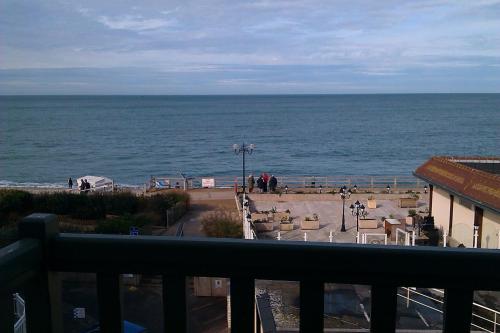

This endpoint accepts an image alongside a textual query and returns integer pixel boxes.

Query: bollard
[304,232,307,242]
[443,230,448,248]
[277,232,281,241]
[473,226,479,248]
[329,230,333,243]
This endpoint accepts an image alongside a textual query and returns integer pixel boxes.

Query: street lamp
[340,186,351,232]
[233,143,255,194]
[424,185,428,194]
[386,185,391,193]
[350,200,365,232]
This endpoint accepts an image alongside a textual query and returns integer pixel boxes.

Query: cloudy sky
[1,0,500,94]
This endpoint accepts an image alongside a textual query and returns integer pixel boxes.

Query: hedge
[0,189,190,224]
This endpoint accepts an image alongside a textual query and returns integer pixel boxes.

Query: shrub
[0,190,33,226]
[0,190,33,215]
[104,192,139,215]
[33,192,84,215]
[70,195,106,220]
[143,191,190,215]
[95,214,151,235]
[408,209,417,217]
[201,211,242,238]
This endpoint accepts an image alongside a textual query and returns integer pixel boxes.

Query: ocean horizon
[1,93,499,187]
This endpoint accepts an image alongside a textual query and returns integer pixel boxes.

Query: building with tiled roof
[414,156,500,248]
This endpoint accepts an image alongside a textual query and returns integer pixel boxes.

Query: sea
[1,94,499,188]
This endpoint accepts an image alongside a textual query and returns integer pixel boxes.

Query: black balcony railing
[1,213,500,333]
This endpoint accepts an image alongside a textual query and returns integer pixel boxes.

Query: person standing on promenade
[68,177,73,189]
[263,173,269,193]
[84,179,91,193]
[269,175,277,192]
[248,174,255,193]
[257,175,264,193]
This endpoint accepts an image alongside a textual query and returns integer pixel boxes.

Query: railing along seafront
[1,214,500,333]
[148,175,424,191]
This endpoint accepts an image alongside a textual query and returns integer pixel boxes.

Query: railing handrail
[13,293,26,332]
[2,214,499,333]
[45,233,500,290]
[148,174,424,190]
[0,239,42,289]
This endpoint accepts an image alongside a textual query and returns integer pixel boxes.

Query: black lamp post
[350,200,365,232]
[233,143,255,194]
[340,186,351,232]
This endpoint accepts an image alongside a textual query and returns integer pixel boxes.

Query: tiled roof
[414,156,500,213]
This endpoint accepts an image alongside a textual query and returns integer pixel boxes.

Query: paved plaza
[248,193,429,243]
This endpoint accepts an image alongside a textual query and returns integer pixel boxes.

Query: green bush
[0,190,33,215]
[0,190,33,226]
[34,192,83,215]
[104,192,139,215]
[33,192,106,220]
[95,214,150,234]
[70,195,106,220]
[201,211,242,238]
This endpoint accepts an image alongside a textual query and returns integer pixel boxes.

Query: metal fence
[148,175,425,191]
[13,293,26,333]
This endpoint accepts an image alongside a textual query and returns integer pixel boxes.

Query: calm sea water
[1,94,499,187]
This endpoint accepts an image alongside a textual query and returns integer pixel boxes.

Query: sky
[1,0,500,94]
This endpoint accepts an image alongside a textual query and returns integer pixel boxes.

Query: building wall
[451,198,474,247]
[433,187,451,233]
[432,185,500,248]
[481,209,500,249]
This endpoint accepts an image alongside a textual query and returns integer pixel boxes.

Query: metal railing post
[18,213,63,333]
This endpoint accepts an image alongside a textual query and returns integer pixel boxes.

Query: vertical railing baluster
[300,280,324,332]
[230,277,254,333]
[443,288,473,333]
[19,213,63,333]
[162,274,187,333]
[0,292,14,333]
[370,285,397,333]
[97,273,123,333]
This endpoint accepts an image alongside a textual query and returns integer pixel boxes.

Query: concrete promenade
[248,192,429,243]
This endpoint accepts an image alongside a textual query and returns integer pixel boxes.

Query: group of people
[248,173,278,193]
[68,177,91,193]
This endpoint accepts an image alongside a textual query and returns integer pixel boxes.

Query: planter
[359,219,378,229]
[273,212,290,223]
[280,223,294,231]
[406,216,416,226]
[251,213,269,223]
[367,199,377,209]
[254,221,274,232]
[301,219,320,230]
[399,198,418,208]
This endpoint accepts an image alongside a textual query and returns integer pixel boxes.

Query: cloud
[97,15,174,31]
[1,0,499,93]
